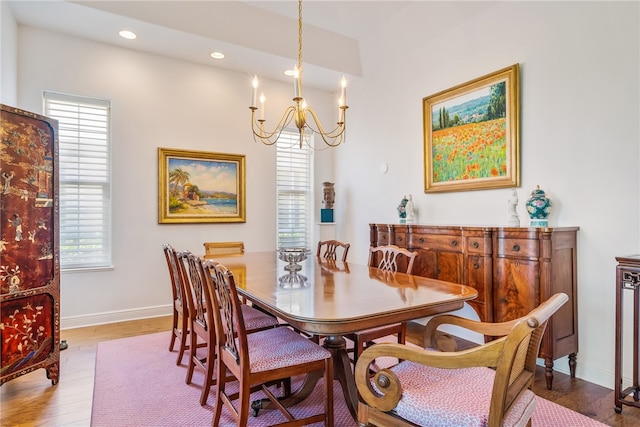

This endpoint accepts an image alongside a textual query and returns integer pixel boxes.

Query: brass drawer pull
[513,244,520,252]
[473,263,480,269]
[419,237,424,244]
[451,240,458,247]
[398,236,403,242]
[472,241,479,248]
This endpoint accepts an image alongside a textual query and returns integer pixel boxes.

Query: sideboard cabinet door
[493,229,542,322]
[1,105,60,386]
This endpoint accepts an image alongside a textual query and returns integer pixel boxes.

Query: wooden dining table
[213,250,478,420]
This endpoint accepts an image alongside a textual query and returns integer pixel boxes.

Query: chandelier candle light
[249,0,348,148]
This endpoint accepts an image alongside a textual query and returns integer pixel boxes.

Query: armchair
[355,293,569,427]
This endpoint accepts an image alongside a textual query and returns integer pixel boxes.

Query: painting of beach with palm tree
[158,148,245,223]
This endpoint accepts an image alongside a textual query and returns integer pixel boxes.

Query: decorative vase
[397,195,408,224]
[526,185,552,227]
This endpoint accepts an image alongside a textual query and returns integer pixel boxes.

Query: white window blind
[43,92,112,269]
[276,131,313,248]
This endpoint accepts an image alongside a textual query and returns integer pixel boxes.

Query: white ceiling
[7,0,412,91]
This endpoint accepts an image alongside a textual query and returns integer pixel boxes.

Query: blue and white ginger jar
[526,185,552,227]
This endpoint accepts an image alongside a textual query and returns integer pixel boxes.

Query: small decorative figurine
[526,185,552,227]
[397,195,408,223]
[406,194,415,224]
[507,189,520,227]
[321,182,335,222]
[322,182,335,209]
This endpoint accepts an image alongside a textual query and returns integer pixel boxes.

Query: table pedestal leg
[323,335,359,421]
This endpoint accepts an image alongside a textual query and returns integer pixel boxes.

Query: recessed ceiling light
[119,30,137,40]
[210,51,225,60]
[284,69,295,77]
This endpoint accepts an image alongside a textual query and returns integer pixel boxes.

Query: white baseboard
[60,304,173,330]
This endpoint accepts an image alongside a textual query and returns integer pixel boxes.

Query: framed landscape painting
[423,64,520,193]
[158,148,246,224]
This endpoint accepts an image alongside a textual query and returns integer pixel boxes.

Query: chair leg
[185,328,197,385]
[397,324,407,363]
[176,314,189,365]
[200,349,215,406]
[398,322,407,345]
[169,311,178,351]
[211,363,225,427]
[353,336,366,364]
[238,380,252,427]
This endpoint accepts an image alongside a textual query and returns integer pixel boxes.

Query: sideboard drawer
[496,238,539,258]
[376,232,390,245]
[394,233,408,246]
[465,236,487,254]
[409,234,462,252]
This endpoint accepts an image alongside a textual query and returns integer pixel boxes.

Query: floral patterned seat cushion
[382,360,536,427]
[247,327,331,373]
[240,304,279,332]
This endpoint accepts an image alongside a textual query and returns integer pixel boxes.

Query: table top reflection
[212,251,477,335]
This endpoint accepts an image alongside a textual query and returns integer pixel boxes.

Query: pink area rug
[91,331,607,427]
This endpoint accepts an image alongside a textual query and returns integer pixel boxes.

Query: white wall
[0,0,18,105]
[15,26,334,326]
[6,0,639,392]
[337,1,639,389]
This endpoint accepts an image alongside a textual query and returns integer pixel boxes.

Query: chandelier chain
[298,0,303,74]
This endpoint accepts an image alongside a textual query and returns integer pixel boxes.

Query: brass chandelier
[249,0,348,149]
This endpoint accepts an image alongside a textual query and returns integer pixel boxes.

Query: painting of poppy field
[423,64,520,193]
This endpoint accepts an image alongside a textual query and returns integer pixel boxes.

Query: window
[276,131,313,248]
[43,92,112,269]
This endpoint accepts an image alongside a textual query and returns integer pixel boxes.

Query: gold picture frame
[423,64,520,193]
[158,148,246,224]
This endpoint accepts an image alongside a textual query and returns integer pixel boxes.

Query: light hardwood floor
[1,317,638,426]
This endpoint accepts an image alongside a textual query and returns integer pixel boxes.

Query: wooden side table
[615,255,640,413]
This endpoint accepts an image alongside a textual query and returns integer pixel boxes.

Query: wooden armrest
[424,314,521,349]
[355,340,507,412]
[424,294,568,349]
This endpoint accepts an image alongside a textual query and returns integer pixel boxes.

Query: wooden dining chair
[203,241,245,258]
[345,245,418,364]
[162,243,190,365]
[178,251,280,406]
[355,293,569,427]
[203,240,249,303]
[207,260,334,427]
[317,239,351,262]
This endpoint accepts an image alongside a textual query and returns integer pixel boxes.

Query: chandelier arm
[304,125,345,148]
[251,106,297,144]
[304,107,346,145]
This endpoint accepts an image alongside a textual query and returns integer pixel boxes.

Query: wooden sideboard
[1,105,60,386]
[370,223,579,390]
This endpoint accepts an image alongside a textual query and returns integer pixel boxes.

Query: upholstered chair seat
[246,326,332,374]
[376,361,536,427]
[240,304,280,332]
